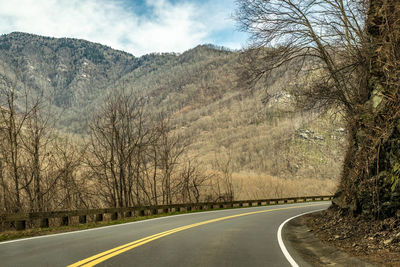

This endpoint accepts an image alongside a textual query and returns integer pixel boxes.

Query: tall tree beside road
[236,0,400,218]
[87,89,151,208]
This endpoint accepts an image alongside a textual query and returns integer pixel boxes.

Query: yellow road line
[68,203,327,267]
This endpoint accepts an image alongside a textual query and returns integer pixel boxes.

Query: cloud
[0,0,246,56]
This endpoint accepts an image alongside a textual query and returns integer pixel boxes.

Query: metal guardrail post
[61,216,69,226]
[79,215,87,224]
[40,218,49,228]
[95,214,103,222]
[16,220,26,231]
[111,212,118,221]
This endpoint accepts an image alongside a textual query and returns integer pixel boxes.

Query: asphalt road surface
[0,202,330,267]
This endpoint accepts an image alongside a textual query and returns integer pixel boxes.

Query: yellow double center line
[68,203,327,267]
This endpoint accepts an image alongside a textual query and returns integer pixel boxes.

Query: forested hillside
[0,32,344,212]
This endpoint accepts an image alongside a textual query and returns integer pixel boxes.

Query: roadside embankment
[283,211,380,266]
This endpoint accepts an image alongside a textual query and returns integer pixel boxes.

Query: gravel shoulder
[283,213,376,266]
[283,209,400,266]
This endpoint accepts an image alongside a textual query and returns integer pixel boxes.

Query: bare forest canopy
[0,32,345,213]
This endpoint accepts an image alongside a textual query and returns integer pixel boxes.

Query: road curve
[0,202,330,267]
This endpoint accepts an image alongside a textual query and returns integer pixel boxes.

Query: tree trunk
[333,0,400,218]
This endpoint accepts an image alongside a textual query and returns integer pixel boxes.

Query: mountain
[0,32,345,198]
[0,32,138,107]
[0,32,235,132]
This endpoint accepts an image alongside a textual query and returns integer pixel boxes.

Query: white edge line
[277,207,328,267]
[0,201,329,246]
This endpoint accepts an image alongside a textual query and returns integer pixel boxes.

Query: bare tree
[0,70,72,212]
[0,73,40,212]
[156,115,189,205]
[50,135,90,210]
[20,97,57,212]
[237,0,368,112]
[87,89,152,207]
[236,0,400,218]
[177,159,211,203]
[213,151,236,202]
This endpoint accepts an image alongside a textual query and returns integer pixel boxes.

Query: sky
[0,0,249,56]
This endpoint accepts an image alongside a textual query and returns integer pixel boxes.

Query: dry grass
[232,172,337,200]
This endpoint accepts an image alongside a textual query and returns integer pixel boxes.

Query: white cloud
[0,0,245,56]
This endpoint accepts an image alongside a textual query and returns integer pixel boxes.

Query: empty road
[0,202,330,266]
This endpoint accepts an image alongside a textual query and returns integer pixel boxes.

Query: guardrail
[0,195,333,231]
